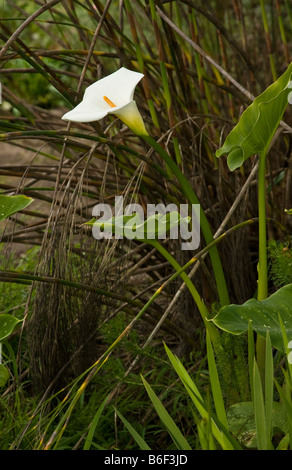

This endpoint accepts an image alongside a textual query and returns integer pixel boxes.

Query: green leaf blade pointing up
[216,63,292,171]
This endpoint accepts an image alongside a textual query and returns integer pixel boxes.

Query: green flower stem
[146,239,220,344]
[257,150,268,382]
[257,152,268,301]
[142,133,230,307]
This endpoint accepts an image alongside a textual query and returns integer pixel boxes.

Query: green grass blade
[253,358,268,449]
[206,332,234,450]
[83,395,109,450]
[274,378,292,450]
[164,343,237,449]
[140,375,192,450]
[206,332,228,430]
[171,365,241,450]
[248,321,255,399]
[264,332,274,448]
[115,408,151,450]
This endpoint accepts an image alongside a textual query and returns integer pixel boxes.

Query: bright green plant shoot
[216,62,292,301]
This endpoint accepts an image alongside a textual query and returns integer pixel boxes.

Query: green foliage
[268,240,292,288]
[86,211,190,241]
[227,401,288,449]
[211,284,292,352]
[140,374,192,450]
[0,364,10,387]
[0,195,33,222]
[0,245,39,318]
[213,333,250,406]
[0,314,22,341]
[164,342,238,449]
[0,245,39,397]
[114,408,151,451]
[216,63,292,170]
[121,333,292,450]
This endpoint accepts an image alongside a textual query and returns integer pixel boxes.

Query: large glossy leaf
[211,284,292,352]
[216,62,292,170]
[86,211,190,240]
[0,195,34,222]
[0,314,22,341]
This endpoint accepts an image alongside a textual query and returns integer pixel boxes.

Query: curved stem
[257,151,268,383]
[146,239,220,344]
[41,217,259,448]
[142,134,230,307]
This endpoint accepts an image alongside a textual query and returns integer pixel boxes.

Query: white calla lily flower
[62,67,148,136]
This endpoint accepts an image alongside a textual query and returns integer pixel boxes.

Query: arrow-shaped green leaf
[211,284,292,352]
[216,63,292,171]
[0,314,22,341]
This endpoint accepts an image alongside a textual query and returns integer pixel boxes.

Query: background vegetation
[0,0,291,450]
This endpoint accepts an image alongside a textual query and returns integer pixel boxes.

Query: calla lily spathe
[62,67,148,136]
